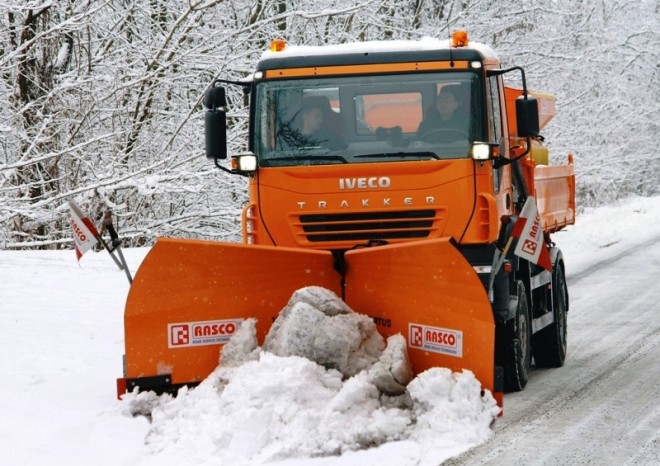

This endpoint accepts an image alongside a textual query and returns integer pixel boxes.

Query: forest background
[1,0,658,248]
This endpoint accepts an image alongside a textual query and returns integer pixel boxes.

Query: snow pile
[263,287,386,378]
[123,287,499,465]
[263,287,412,395]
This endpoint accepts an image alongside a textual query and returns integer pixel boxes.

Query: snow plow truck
[116,31,575,406]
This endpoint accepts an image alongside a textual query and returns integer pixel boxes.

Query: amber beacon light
[269,38,287,52]
[451,30,469,47]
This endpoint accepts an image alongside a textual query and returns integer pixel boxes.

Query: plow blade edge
[344,238,496,394]
[119,237,495,396]
[121,238,340,391]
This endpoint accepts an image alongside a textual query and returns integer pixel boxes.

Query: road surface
[446,235,660,465]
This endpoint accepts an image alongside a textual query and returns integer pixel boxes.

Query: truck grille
[297,209,438,243]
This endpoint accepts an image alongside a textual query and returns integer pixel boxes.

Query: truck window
[260,88,342,152]
[254,72,483,167]
[487,75,504,193]
[355,93,422,135]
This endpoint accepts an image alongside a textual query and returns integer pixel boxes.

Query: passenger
[416,86,468,143]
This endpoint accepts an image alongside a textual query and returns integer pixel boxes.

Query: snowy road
[446,235,660,465]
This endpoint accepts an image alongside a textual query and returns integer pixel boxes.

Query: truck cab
[207,35,528,253]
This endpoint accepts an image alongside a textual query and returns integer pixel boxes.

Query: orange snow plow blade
[343,238,496,394]
[118,237,496,397]
[119,238,340,394]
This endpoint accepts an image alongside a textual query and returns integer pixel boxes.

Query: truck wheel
[505,281,532,392]
[533,261,568,367]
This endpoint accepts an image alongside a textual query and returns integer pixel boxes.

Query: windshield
[254,71,484,167]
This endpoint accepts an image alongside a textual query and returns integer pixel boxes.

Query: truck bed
[534,157,576,234]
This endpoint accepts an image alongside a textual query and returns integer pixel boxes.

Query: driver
[280,96,346,150]
[416,86,467,142]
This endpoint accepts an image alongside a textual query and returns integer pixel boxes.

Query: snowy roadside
[553,195,660,277]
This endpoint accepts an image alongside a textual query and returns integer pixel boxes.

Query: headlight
[470,142,492,161]
[231,153,258,173]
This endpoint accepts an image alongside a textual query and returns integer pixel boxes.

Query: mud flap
[122,238,340,389]
[343,238,496,394]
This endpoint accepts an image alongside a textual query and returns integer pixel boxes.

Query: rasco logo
[409,323,463,358]
[168,319,242,348]
[338,176,391,190]
[71,220,89,242]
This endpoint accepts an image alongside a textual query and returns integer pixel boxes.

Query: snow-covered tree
[0,0,658,248]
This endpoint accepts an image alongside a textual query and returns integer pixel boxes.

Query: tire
[533,261,568,367]
[505,280,532,392]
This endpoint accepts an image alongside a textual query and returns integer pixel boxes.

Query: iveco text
[339,176,391,190]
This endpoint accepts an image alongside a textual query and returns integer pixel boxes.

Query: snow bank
[556,195,660,276]
[122,287,499,465]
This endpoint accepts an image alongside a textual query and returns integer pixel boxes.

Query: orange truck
[117,32,575,405]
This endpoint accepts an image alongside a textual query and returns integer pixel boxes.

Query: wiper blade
[354,151,439,160]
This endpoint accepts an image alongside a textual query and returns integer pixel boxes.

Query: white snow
[261,36,498,62]
[1,194,659,465]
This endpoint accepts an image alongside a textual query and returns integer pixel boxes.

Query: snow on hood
[122,286,499,465]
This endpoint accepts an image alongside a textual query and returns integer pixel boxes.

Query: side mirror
[516,96,540,138]
[204,85,228,160]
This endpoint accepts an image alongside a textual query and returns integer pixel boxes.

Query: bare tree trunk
[8,5,61,245]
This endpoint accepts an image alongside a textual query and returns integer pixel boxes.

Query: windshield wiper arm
[354,151,439,160]
[271,154,349,164]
